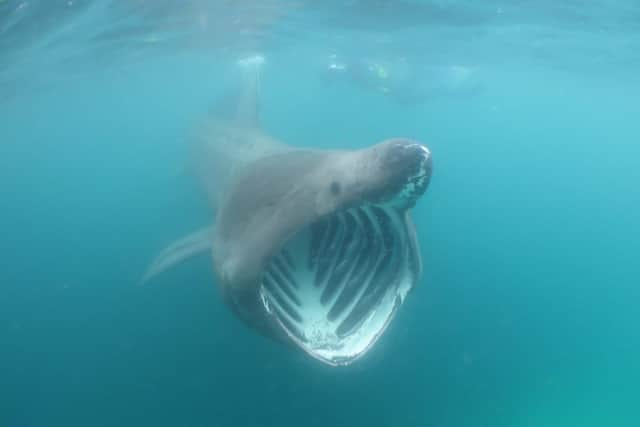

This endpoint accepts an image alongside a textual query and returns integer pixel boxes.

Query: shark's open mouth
[259,204,421,366]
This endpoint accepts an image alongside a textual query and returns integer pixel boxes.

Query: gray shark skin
[143,57,433,366]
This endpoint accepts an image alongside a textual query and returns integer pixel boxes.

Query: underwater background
[1,1,639,426]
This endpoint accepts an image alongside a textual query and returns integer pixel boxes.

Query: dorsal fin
[208,54,265,129]
[233,54,265,129]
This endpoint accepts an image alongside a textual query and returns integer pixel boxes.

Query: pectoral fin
[141,226,215,284]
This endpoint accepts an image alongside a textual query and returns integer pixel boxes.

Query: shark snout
[368,138,432,207]
[383,138,432,188]
[388,139,431,173]
[411,143,432,183]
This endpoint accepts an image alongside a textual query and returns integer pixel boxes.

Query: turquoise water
[1,1,639,426]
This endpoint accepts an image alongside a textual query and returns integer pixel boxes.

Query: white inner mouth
[259,204,420,366]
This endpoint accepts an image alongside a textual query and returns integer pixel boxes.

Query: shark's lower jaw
[259,204,421,366]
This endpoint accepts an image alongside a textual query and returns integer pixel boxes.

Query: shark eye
[330,181,341,196]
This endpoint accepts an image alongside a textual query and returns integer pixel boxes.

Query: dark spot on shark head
[330,181,341,196]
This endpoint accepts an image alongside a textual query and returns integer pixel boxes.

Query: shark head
[213,138,432,366]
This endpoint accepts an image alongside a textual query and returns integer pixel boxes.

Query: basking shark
[143,56,433,366]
